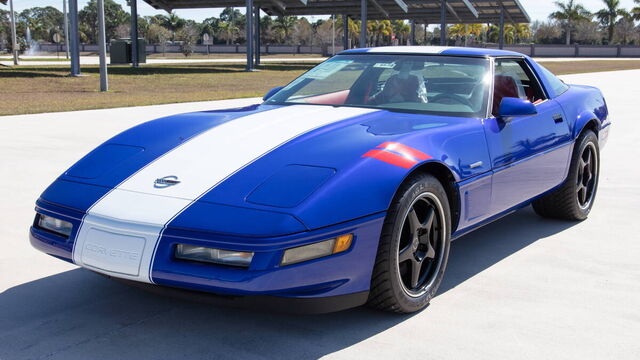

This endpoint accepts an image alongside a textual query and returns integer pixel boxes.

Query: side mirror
[497,97,537,122]
[263,86,284,101]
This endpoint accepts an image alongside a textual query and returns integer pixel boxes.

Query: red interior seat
[492,75,520,115]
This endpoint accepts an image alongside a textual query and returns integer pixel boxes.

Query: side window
[493,59,546,116]
[538,65,569,97]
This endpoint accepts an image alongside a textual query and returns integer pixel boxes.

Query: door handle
[553,114,564,123]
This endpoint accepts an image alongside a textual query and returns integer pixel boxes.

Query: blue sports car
[30,46,610,313]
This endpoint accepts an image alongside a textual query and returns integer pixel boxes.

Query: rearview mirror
[263,86,284,101]
[497,97,537,122]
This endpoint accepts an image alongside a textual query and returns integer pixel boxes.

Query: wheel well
[408,162,460,233]
[580,119,599,138]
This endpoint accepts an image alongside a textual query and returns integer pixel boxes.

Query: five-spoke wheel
[397,194,445,297]
[368,174,451,313]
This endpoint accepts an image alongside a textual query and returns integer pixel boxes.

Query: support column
[440,0,446,46]
[63,0,70,59]
[69,0,81,76]
[360,0,367,48]
[254,6,260,66]
[130,0,139,67]
[424,22,428,44]
[343,15,349,50]
[9,0,18,65]
[246,0,254,71]
[410,20,416,45]
[498,7,505,49]
[97,0,108,91]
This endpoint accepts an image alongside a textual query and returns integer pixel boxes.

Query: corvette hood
[49,103,479,235]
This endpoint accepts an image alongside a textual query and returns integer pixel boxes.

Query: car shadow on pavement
[0,206,578,360]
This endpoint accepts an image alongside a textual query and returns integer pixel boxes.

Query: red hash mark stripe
[376,142,431,161]
[362,142,432,169]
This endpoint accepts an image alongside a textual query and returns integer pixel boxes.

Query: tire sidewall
[386,175,452,312]
[570,130,600,218]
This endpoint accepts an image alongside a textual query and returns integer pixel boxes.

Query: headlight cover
[175,244,254,268]
[37,214,73,238]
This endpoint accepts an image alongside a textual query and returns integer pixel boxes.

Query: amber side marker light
[281,233,353,266]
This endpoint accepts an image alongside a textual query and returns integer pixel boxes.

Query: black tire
[368,173,451,313]
[532,130,600,220]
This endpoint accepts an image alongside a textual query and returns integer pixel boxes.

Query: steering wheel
[429,93,473,107]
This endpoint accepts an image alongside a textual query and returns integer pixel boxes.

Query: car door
[484,57,572,214]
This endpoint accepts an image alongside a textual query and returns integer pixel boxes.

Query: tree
[18,6,63,42]
[595,0,625,44]
[391,20,410,45]
[159,12,186,34]
[336,16,360,48]
[292,17,313,45]
[218,20,239,44]
[145,23,171,45]
[549,0,591,45]
[614,10,636,44]
[633,0,640,20]
[273,16,297,44]
[573,20,602,44]
[78,0,129,43]
[219,7,244,24]
[368,20,392,46]
[176,24,197,56]
[532,20,563,44]
[201,17,221,42]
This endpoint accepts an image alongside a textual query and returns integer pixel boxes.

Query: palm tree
[273,16,297,44]
[632,0,640,20]
[218,20,239,45]
[595,0,625,44]
[368,20,392,46]
[391,20,410,45]
[549,0,591,45]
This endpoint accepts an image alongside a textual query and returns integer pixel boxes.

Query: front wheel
[368,174,451,313]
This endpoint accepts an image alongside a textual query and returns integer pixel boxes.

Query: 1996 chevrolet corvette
[30,46,610,313]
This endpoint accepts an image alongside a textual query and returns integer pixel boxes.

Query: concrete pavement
[0,71,639,359]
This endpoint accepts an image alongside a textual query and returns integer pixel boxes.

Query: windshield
[266,54,491,118]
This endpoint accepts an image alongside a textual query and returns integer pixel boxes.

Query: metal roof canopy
[144,0,529,23]
[55,0,530,95]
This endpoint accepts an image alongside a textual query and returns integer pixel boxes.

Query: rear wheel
[532,130,599,220]
[368,174,451,313]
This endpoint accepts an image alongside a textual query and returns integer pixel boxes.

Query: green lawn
[0,62,317,116]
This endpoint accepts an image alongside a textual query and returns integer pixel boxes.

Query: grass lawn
[0,62,316,116]
[2,59,640,116]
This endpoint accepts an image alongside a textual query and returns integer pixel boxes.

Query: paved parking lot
[0,70,638,360]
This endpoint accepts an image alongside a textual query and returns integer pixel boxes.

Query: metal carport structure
[61,0,528,74]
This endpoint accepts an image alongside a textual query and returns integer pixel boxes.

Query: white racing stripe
[72,105,377,283]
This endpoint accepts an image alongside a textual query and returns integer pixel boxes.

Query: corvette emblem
[154,175,181,188]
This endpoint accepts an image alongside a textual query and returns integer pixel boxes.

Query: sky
[4,0,639,23]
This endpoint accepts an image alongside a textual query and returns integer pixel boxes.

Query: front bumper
[30,199,385,309]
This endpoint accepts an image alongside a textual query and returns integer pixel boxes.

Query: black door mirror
[497,97,537,122]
